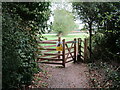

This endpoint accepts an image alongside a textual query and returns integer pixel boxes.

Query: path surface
[40,62,90,88]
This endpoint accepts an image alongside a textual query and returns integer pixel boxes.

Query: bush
[2,2,50,89]
[91,32,120,62]
[88,62,120,88]
[2,12,39,89]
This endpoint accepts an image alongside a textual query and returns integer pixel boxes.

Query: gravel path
[41,62,90,88]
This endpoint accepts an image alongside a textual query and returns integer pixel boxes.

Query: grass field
[39,33,89,49]
[42,33,89,41]
[38,33,89,56]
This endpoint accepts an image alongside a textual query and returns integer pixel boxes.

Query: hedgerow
[2,2,50,89]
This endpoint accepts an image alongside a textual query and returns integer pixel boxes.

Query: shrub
[2,12,39,90]
[91,32,120,62]
[2,2,50,89]
[88,62,120,88]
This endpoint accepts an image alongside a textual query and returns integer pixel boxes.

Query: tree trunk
[57,32,62,37]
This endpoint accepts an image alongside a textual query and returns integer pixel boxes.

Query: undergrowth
[88,61,120,88]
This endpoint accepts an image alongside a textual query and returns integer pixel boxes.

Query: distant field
[39,33,89,50]
[42,33,89,41]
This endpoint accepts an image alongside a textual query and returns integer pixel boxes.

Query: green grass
[40,33,89,48]
[38,33,89,56]
[42,33,89,41]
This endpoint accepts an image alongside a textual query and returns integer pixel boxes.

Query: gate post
[84,38,88,61]
[58,37,61,59]
[74,38,77,63]
[62,39,65,67]
[77,38,82,61]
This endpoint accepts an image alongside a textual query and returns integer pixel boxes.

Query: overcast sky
[48,2,84,30]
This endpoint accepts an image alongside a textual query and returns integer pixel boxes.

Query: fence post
[84,38,88,61]
[77,38,82,61]
[58,37,61,59]
[74,38,77,63]
[62,39,65,67]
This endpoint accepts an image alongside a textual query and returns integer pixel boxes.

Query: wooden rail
[39,48,56,50]
[37,37,89,67]
[38,57,63,61]
[44,53,62,56]
[65,41,74,43]
[44,45,56,48]
[38,41,56,44]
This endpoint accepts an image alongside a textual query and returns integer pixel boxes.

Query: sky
[48,2,84,30]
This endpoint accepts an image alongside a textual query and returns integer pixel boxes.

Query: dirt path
[40,62,90,88]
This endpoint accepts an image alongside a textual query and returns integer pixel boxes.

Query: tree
[2,2,51,89]
[52,9,78,36]
[93,2,120,59]
[72,2,99,58]
[72,2,120,58]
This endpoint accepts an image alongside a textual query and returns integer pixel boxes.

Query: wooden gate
[37,37,89,67]
[77,38,89,61]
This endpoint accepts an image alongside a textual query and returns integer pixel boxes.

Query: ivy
[2,2,50,90]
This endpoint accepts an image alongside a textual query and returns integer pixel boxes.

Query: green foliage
[91,32,104,49]
[95,2,120,32]
[72,2,99,57]
[91,31,120,63]
[52,9,78,36]
[88,62,120,88]
[92,26,120,61]
[73,2,120,59]
[92,3,120,62]
[72,2,98,24]
[2,2,50,90]
[73,2,120,88]
[73,2,120,31]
